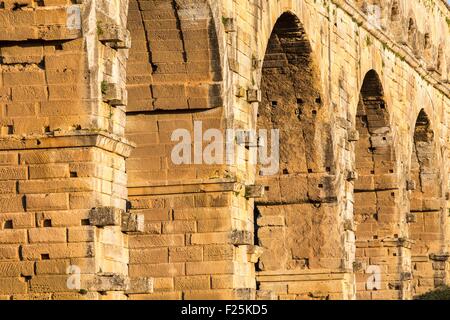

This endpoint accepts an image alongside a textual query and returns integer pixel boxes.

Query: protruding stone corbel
[222,17,236,33]
[247,89,262,103]
[406,213,417,223]
[401,272,413,281]
[235,86,246,98]
[228,58,239,73]
[397,237,413,249]
[121,212,144,233]
[245,185,265,199]
[89,207,123,227]
[406,180,416,191]
[353,261,363,272]
[102,82,127,106]
[347,129,360,142]
[343,218,355,231]
[231,230,252,245]
[236,131,258,148]
[125,277,154,294]
[252,58,262,70]
[347,171,358,181]
[98,23,131,49]
[429,253,450,262]
[245,245,264,263]
[86,273,129,292]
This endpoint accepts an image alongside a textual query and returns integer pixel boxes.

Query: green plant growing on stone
[222,16,232,26]
[79,289,88,295]
[101,81,108,95]
[97,22,104,36]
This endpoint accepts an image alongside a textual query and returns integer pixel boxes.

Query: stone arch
[408,109,445,296]
[353,70,404,300]
[126,0,223,112]
[125,0,226,188]
[254,12,339,299]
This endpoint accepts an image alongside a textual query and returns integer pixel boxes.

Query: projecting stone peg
[121,212,145,233]
[98,23,131,49]
[406,180,417,191]
[401,272,413,281]
[347,129,360,142]
[406,213,417,223]
[125,277,154,294]
[89,207,123,227]
[252,58,262,70]
[245,185,265,198]
[87,273,129,291]
[245,245,264,263]
[343,219,355,231]
[247,89,262,103]
[235,86,246,98]
[231,230,252,245]
[102,82,127,106]
[228,58,239,73]
[353,261,363,272]
[347,171,358,181]
[429,253,450,261]
[222,17,236,33]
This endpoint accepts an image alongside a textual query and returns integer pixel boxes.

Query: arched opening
[353,70,403,300]
[254,12,338,300]
[390,0,400,22]
[409,110,443,296]
[407,17,419,54]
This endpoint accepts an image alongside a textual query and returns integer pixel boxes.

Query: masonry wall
[0,0,151,299]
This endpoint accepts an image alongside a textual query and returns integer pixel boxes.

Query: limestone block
[85,273,129,292]
[102,83,127,106]
[89,207,122,227]
[245,185,265,198]
[121,212,144,233]
[231,230,252,245]
[126,277,154,294]
[247,89,261,103]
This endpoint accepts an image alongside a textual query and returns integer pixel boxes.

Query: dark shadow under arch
[353,69,403,300]
[254,12,338,285]
[409,109,444,296]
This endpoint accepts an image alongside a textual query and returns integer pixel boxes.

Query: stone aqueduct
[0,0,449,300]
